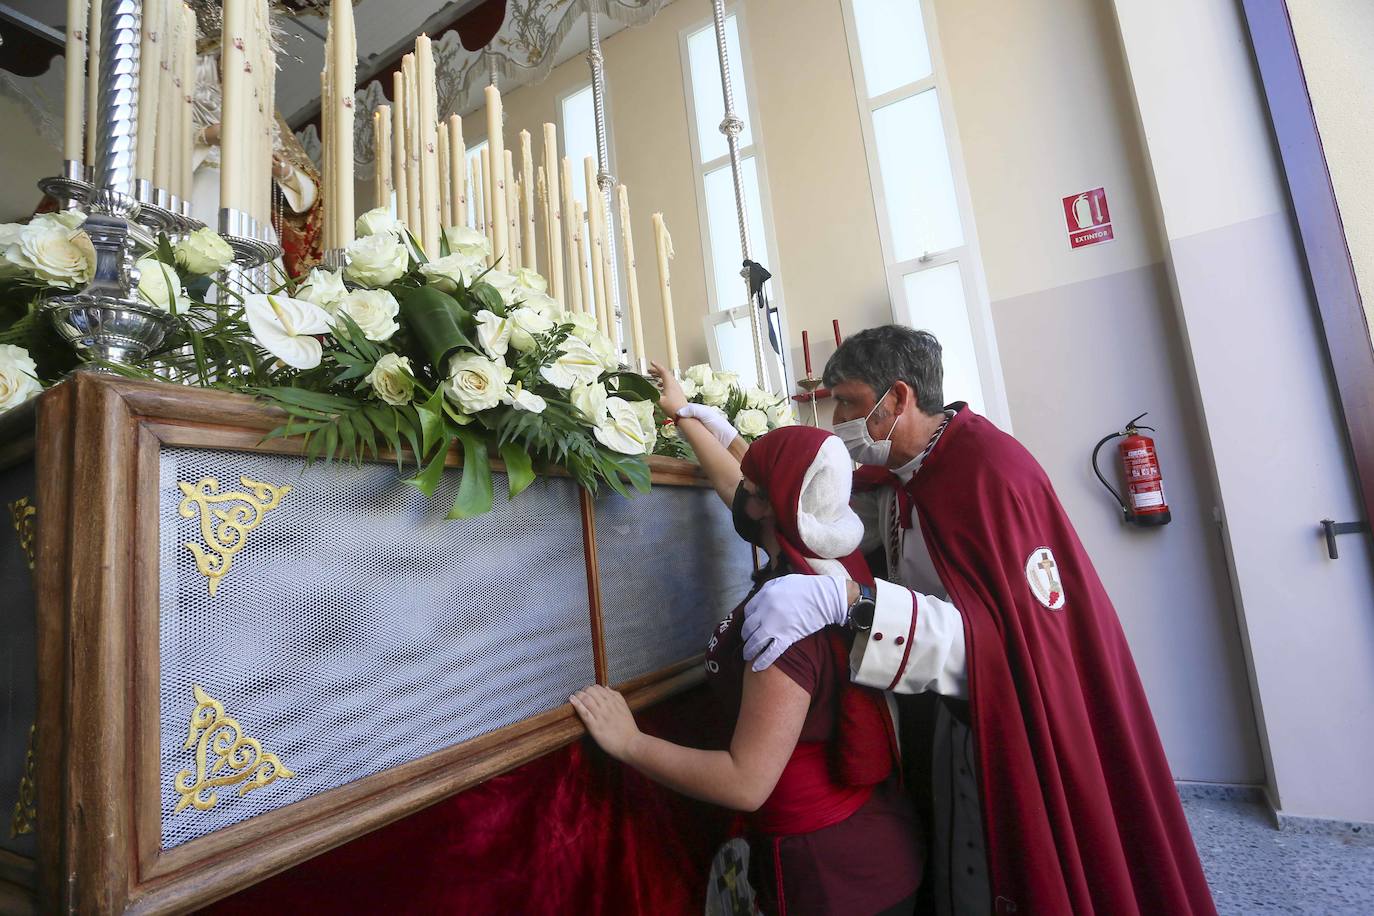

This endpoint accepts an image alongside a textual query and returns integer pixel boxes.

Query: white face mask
[833,387,901,466]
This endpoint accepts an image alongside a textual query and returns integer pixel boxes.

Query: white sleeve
[850,577,967,698]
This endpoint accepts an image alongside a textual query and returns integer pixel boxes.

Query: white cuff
[851,578,967,697]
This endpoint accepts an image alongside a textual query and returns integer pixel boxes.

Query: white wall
[1111,0,1374,822]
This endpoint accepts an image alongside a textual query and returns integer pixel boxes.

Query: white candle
[64,0,87,164]
[415,35,440,255]
[560,156,581,313]
[542,124,564,306]
[331,0,357,246]
[374,106,392,211]
[617,186,646,367]
[573,202,592,320]
[320,69,332,248]
[584,157,608,335]
[652,213,679,374]
[220,0,247,213]
[179,3,195,200]
[85,0,101,166]
[448,115,465,228]
[519,130,536,273]
[485,85,508,266]
[391,72,407,228]
[436,123,450,234]
[479,145,493,263]
[505,151,520,270]
[467,157,479,230]
[135,0,163,183]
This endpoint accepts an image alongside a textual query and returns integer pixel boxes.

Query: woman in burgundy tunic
[571,369,923,916]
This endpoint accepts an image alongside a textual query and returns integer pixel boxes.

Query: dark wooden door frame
[1240,0,1374,552]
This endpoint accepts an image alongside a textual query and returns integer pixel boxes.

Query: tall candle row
[220,0,276,225]
[321,0,356,249]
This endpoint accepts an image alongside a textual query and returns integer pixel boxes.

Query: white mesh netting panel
[157,447,594,850]
[594,484,755,686]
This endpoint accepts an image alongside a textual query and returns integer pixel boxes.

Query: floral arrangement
[0,207,662,519]
[654,362,796,458]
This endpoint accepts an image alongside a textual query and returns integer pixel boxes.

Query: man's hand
[570,685,642,762]
[741,574,849,671]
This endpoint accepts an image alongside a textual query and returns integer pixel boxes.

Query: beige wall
[0,96,63,223]
[1288,0,1374,333]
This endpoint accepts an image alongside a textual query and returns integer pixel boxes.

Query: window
[682,11,787,390]
[560,81,622,350]
[841,0,1008,424]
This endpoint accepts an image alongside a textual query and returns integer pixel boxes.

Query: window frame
[679,5,791,391]
[839,0,1011,427]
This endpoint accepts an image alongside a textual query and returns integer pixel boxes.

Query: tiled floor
[1182,793,1374,914]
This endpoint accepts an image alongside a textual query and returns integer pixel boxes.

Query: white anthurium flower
[442,224,491,261]
[133,256,187,312]
[356,207,405,238]
[588,331,620,371]
[627,398,658,452]
[295,267,349,314]
[343,232,409,288]
[684,363,714,388]
[243,293,332,370]
[508,306,555,353]
[173,227,234,276]
[503,381,547,414]
[365,353,416,406]
[0,344,42,412]
[713,370,740,388]
[445,352,512,413]
[570,380,609,425]
[513,267,548,294]
[8,221,96,288]
[699,377,730,407]
[474,308,513,359]
[733,407,770,438]
[336,288,401,342]
[540,336,604,390]
[420,252,483,293]
[594,396,651,455]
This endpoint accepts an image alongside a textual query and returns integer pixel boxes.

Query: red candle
[802,330,813,376]
[832,319,842,347]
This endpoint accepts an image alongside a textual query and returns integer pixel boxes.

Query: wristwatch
[846,582,877,631]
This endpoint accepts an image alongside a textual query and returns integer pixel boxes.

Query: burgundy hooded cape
[899,406,1215,915]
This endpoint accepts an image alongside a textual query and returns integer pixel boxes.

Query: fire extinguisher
[1092,413,1172,527]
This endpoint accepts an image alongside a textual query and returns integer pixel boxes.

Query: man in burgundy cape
[742,325,1217,915]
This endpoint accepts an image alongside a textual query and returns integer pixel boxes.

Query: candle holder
[322,248,349,271]
[38,160,95,211]
[132,181,183,235]
[794,376,827,427]
[219,207,283,269]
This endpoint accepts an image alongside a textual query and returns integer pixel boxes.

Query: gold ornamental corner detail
[178,476,291,597]
[8,497,35,572]
[9,724,36,838]
[173,685,296,815]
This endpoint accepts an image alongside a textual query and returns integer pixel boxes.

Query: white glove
[741,574,849,671]
[676,403,738,449]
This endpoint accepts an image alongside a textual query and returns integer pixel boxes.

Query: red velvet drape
[202,686,733,916]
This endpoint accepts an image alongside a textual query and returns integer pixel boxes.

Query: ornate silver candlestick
[219,207,283,269]
[322,248,349,271]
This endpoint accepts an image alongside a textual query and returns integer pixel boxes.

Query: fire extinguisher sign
[1063,187,1114,249]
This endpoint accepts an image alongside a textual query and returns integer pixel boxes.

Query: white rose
[628,398,658,452]
[446,353,511,413]
[0,344,41,412]
[356,207,404,238]
[570,380,608,425]
[173,227,234,276]
[565,310,601,342]
[767,398,796,428]
[442,225,491,261]
[661,420,679,440]
[32,211,87,231]
[295,267,349,314]
[134,257,185,312]
[713,370,740,388]
[473,309,512,359]
[587,332,620,371]
[541,336,604,390]
[595,397,651,455]
[343,232,409,287]
[733,407,770,438]
[502,382,547,414]
[243,294,332,370]
[364,353,415,406]
[519,291,560,319]
[684,363,714,387]
[508,307,555,353]
[743,386,772,410]
[699,378,729,407]
[420,252,483,292]
[679,376,699,399]
[336,288,401,342]
[513,267,548,294]
[7,222,95,288]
